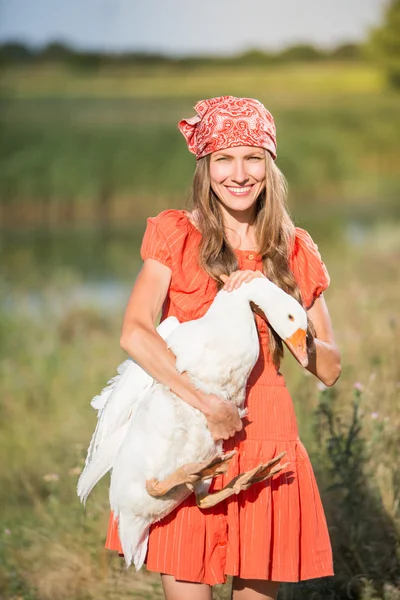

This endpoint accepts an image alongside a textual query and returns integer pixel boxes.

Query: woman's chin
[219,196,259,214]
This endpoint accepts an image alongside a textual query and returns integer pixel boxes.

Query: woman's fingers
[222,270,264,291]
[204,394,243,441]
[211,428,236,442]
[223,270,250,291]
[221,271,236,290]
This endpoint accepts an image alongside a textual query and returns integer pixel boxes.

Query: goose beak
[285,328,308,367]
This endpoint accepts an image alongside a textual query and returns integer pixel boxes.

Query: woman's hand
[220,270,265,292]
[200,392,243,442]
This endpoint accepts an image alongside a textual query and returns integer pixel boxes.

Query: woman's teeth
[227,186,252,195]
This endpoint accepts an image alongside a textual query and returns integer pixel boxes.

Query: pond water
[0,218,393,315]
[1,226,143,316]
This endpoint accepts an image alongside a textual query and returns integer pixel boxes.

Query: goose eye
[288,314,294,321]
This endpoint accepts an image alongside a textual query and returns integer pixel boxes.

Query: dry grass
[0,221,399,599]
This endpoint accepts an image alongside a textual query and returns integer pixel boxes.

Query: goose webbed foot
[195,451,288,509]
[146,451,236,498]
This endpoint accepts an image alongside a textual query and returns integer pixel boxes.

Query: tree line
[0,40,363,69]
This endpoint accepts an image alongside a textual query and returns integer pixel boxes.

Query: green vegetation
[0,222,399,599]
[0,61,399,230]
[0,0,398,230]
[0,40,364,69]
[1,21,399,596]
[367,0,400,88]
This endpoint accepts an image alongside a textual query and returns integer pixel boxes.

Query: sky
[0,0,388,57]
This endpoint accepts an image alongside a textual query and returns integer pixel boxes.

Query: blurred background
[0,1,399,598]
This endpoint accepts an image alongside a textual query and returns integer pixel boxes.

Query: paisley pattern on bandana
[178,96,277,160]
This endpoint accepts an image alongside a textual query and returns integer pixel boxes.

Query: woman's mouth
[226,185,253,196]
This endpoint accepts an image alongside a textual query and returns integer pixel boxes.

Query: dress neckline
[182,210,261,258]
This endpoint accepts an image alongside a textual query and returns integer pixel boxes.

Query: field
[0,60,400,599]
[0,62,399,226]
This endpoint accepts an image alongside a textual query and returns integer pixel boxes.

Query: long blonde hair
[189,150,315,367]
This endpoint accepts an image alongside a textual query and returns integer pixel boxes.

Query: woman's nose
[231,160,248,184]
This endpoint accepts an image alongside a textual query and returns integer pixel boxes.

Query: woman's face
[209,146,266,216]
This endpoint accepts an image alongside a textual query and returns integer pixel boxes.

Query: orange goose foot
[146,451,236,498]
[195,451,288,509]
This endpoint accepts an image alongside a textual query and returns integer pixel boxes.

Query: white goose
[78,277,308,569]
[78,317,180,501]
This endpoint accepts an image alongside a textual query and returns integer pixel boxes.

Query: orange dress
[105,209,333,584]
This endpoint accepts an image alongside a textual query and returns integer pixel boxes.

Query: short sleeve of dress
[140,210,180,269]
[290,227,330,310]
[140,209,194,275]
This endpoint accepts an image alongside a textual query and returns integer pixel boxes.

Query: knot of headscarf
[178,96,277,160]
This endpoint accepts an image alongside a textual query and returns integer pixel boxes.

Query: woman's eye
[248,156,262,161]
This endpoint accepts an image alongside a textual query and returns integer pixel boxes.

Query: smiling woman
[104,96,341,600]
[210,147,266,210]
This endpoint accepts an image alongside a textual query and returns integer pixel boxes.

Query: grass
[0,61,383,100]
[0,60,399,227]
[0,57,399,597]
[0,219,399,599]
[0,96,399,225]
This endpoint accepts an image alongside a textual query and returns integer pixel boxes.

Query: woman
[106,96,341,600]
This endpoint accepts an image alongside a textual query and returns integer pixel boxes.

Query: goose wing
[77,316,180,502]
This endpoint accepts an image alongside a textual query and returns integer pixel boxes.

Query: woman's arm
[120,258,243,440]
[305,295,341,387]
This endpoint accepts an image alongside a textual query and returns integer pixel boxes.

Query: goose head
[237,277,309,367]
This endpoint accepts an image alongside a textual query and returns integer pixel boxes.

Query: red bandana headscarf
[178,95,277,160]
